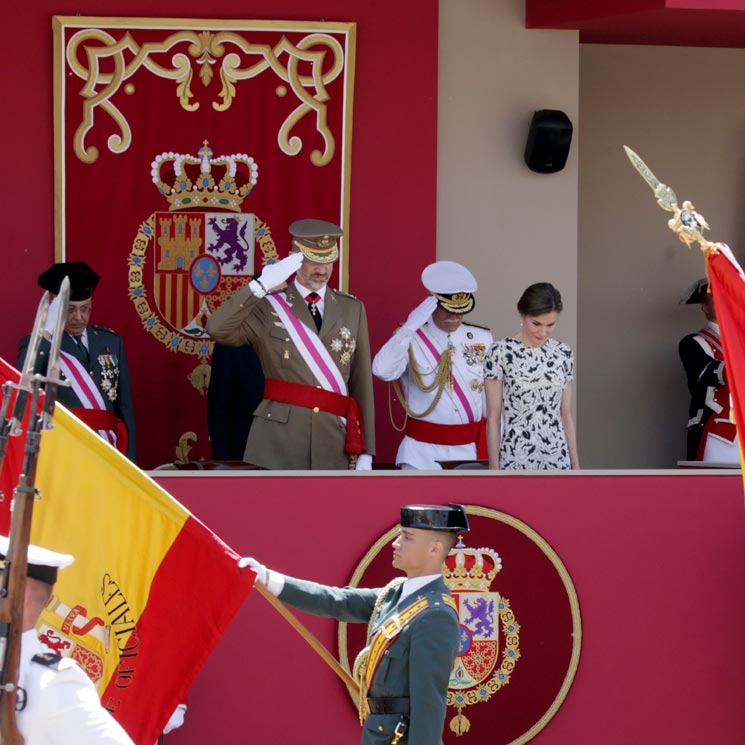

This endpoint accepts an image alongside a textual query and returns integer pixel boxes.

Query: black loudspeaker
[524,109,573,173]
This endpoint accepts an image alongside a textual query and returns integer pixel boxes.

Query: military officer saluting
[240,503,469,745]
[0,536,134,744]
[17,262,137,462]
[206,219,376,470]
[373,261,493,469]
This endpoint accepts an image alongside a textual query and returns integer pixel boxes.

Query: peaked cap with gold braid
[421,260,478,314]
[289,218,342,264]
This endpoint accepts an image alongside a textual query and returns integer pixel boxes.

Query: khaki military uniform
[206,283,375,469]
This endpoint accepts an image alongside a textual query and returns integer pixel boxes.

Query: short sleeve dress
[484,337,574,470]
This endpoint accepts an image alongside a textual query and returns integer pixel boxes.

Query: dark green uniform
[280,575,459,745]
[18,326,136,462]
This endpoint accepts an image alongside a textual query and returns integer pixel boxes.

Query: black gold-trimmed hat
[289,219,342,264]
[679,277,710,305]
[0,535,74,586]
[400,503,470,532]
[38,261,100,302]
[421,261,478,315]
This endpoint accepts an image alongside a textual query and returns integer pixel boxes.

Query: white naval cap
[0,535,74,585]
[421,261,478,314]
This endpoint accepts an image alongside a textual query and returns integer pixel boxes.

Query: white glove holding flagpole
[249,252,304,297]
[402,295,438,332]
[238,556,285,596]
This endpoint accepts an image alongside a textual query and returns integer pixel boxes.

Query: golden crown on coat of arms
[443,538,503,591]
[151,140,259,213]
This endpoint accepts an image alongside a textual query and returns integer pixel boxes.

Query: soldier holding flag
[240,503,469,745]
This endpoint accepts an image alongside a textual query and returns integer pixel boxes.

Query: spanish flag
[706,243,745,486]
[0,356,254,744]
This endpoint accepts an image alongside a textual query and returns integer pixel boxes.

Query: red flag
[0,356,254,743]
[706,243,745,486]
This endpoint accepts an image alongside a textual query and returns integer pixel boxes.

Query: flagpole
[253,582,360,698]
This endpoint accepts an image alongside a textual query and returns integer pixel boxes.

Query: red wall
[155,471,745,745]
[1,1,438,464]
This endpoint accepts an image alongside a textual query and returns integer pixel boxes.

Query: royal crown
[151,140,258,213]
[443,538,502,592]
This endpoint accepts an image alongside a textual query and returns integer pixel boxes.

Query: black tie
[72,335,89,365]
[306,293,322,332]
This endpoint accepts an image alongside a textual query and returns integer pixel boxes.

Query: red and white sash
[415,328,477,422]
[266,294,347,395]
[59,351,117,447]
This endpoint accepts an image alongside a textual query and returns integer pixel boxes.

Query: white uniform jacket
[16,630,134,745]
[373,320,492,469]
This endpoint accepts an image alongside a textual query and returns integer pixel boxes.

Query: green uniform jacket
[18,327,137,462]
[280,575,459,745]
[205,283,376,469]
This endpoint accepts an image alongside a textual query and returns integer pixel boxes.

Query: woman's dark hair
[517,282,563,316]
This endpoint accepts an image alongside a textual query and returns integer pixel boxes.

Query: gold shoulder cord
[352,577,407,723]
[389,344,454,431]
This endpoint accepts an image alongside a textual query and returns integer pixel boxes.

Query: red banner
[707,243,745,488]
[54,17,355,467]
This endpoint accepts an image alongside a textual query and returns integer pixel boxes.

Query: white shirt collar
[706,320,720,336]
[294,278,328,303]
[398,573,442,605]
[67,328,89,349]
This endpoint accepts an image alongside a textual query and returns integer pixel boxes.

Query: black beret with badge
[38,261,100,302]
[421,261,478,314]
[400,503,470,532]
[289,218,343,264]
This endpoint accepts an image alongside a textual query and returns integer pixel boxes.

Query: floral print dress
[484,337,574,470]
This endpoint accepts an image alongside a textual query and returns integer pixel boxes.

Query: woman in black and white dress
[484,282,579,470]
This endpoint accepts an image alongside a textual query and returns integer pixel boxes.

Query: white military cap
[0,535,74,585]
[421,261,478,314]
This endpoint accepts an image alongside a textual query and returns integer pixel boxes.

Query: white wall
[578,44,745,468]
[438,0,579,349]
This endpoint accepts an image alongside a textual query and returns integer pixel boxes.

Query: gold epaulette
[463,321,491,332]
[330,287,361,301]
[442,594,457,613]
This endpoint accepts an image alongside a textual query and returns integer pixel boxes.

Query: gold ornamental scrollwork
[65,28,346,165]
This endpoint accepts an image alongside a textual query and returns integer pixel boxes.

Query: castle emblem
[444,538,521,736]
[127,140,279,395]
[39,594,107,686]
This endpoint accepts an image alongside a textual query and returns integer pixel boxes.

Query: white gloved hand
[238,556,268,584]
[355,454,373,471]
[162,704,187,735]
[238,556,285,596]
[249,252,304,297]
[402,295,438,332]
[44,294,61,338]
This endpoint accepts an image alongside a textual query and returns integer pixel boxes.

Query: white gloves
[249,252,304,297]
[44,294,61,338]
[355,454,373,471]
[162,704,187,735]
[238,557,285,596]
[402,295,438,332]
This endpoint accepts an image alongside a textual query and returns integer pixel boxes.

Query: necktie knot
[306,293,322,331]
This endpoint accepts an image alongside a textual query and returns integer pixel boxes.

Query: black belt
[366,697,410,715]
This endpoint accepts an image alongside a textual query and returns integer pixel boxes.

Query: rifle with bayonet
[0,278,70,745]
